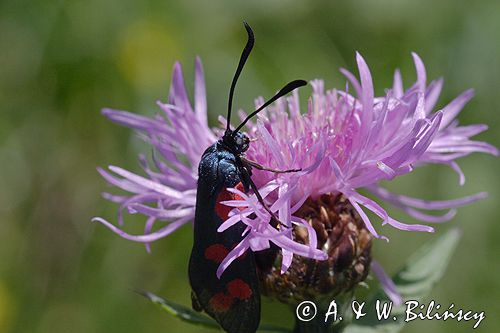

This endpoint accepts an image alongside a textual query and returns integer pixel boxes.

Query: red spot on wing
[209,292,234,312]
[227,279,253,300]
[215,182,246,220]
[204,244,229,263]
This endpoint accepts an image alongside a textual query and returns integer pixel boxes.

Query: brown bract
[257,194,372,305]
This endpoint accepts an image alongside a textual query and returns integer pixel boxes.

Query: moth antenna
[226,22,254,134]
[234,79,307,133]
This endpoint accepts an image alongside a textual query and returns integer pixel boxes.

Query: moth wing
[189,149,260,333]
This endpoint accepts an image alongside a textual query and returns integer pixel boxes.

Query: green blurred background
[1,0,499,332]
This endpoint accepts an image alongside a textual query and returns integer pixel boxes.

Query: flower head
[94,53,497,303]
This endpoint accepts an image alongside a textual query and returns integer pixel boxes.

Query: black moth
[188,23,306,333]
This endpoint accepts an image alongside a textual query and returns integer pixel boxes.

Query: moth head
[223,130,250,154]
[233,131,250,153]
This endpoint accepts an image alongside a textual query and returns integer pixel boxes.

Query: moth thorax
[257,193,373,306]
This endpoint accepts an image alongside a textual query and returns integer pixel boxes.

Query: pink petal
[371,260,403,305]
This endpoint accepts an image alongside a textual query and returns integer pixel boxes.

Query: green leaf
[141,291,292,332]
[342,228,461,333]
[140,291,220,329]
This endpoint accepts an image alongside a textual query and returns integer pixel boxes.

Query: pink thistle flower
[94,58,212,252]
[239,52,496,240]
[94,53,497,304]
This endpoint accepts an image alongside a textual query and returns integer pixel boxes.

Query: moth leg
[246,175,288,230]
[241,157,301,174]
[239,164,251,192]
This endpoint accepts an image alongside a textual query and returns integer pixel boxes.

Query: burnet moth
[188,22,306,333]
